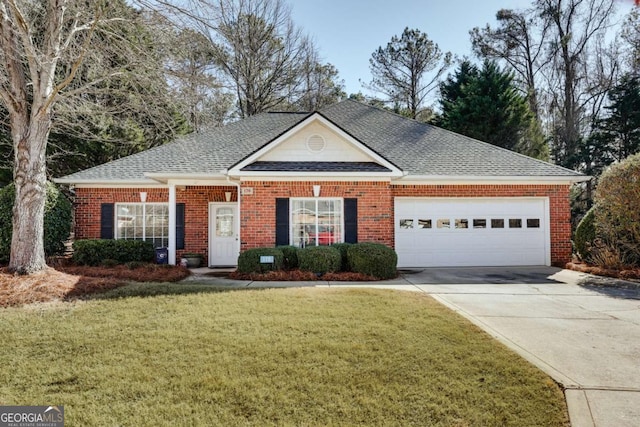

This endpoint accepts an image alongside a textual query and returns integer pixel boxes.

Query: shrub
[125,261,147,270]
[276,245,300,270]
[574,206,596,261]
[73,239,155,266]
[237,247,284,273]
[101,259,119,268]
[298,246,341,274]
[589,243,626,270]
[594,153,640,267]
[331,243,352,271]
[347,243,397,280]
[0,182,72,263]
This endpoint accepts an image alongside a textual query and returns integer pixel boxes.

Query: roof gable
[228,113,403,178]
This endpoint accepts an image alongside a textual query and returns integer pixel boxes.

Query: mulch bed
[0,264,190,308]
[59,264,191,282]
[565,262,640,282]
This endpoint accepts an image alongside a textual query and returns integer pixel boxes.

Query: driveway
[399,267,640,427]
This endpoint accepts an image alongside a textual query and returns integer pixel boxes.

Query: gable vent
[306,134,326,153]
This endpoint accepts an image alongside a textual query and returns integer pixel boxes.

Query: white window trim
[115,202,169,245]
[289,197,345,247]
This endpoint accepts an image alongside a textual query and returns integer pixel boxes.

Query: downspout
[225,172,242,257]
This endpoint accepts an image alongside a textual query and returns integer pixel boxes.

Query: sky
[290,0,636,97]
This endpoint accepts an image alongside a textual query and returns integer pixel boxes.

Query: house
[55,100,587,268]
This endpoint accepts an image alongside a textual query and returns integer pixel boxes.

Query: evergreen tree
[590,74,640,167]
[437,60,548,159]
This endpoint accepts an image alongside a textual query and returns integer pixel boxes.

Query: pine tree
[437,60,548,159]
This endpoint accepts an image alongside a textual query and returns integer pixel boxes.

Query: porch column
[168,184,177,265]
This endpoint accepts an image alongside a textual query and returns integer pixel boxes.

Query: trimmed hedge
[73,239,155,266]
[0,182,72,263]
[574,206,596,261]
[347,243,397,280]
[331,243,352,271]
[298,246,341,274]
[237,247,284,273]
[276,245,300,270]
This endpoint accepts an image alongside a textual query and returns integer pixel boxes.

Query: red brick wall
[391,184,572,266]
[74,182,572,266]
[73,186,236,260]
[239,181,393,251]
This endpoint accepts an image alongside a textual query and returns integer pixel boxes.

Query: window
[437,219,450,229]
[509,218,522,228]
[291,199,342,247]
[473,219,487,228]
[527,218,541,228]
[455,219,469,229]
[418,219,432,229]
[491,219,504,229]
[116,203,168,248]
[400,219,414,229]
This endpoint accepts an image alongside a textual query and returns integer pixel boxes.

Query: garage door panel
[395,198,549,267]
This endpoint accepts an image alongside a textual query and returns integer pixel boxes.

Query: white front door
[209,203,239,267]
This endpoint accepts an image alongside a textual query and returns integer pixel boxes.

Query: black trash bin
[155,247,168,264]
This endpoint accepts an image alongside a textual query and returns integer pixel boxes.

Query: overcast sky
[290,0,636,98]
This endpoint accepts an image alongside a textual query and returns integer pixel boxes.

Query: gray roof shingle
[241,161,391,173]
[59,112,308,181]
[320,101,581,177]
[57,99,582,182]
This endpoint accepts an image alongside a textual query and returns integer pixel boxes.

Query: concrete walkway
[186,267,640,427]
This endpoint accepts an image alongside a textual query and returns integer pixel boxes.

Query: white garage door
[395,198,549,267]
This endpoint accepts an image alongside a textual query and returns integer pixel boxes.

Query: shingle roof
[241,161,391,173]
[58,112,309,181]
[320,101,582,177]
[57,99,583,182]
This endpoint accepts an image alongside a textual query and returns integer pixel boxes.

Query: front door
[209,203,239,267]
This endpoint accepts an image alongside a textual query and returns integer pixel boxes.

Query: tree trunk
[9,114,50,274]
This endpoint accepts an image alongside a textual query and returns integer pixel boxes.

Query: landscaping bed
[566,262,640,282]
[0,264,190,307]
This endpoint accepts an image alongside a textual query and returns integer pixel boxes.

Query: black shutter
[344,198,358,243]
[176,203,185,250]
[275,198,289,246]
[100,203,114,239]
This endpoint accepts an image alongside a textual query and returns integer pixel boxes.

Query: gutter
[393,175,591,185]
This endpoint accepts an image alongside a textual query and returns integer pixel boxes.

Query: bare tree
[470,8,552,119]
[181,0,311,118]
[537,0,617,168]
[162,26,234,129]
[621,8,640,75]
[295,46,345,111]
[0,0,181,273]
[368,27,452,119]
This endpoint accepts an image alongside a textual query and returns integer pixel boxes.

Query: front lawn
[0,286,568,426]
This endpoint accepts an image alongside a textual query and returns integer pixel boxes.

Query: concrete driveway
[399,267,640,427]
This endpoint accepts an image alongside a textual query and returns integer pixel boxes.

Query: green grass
[0,284,568,426]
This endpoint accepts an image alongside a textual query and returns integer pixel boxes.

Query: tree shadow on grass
[81,281,253,301]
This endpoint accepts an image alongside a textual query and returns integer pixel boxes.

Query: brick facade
[74,186,237,261]
[73,182,572,266]
[239,181,393,250]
